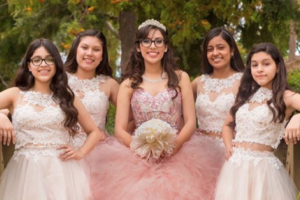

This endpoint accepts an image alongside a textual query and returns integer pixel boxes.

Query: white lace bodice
[12,90,71,160]
[67,73,110,147]
[233,87,286,149]
[195,73,242,134]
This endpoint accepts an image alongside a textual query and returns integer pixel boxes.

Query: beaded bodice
[131,88,182,132]
[195,73,242,134]
[12,90,70,159]
[233,87,286,149]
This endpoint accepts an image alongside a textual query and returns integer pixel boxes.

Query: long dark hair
[202,27,245,74]
[230,43,289,129]
[13,38,79,135]
[64,29,113,77]
[121,23,180,97]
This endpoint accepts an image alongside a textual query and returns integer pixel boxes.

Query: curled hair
[64,29,113,77]
[202,27,245,74]
[230,43,289,129]
[121,24,180,97]
[13,38,79,135]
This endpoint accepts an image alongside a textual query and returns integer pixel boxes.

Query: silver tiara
[138,19,166,31]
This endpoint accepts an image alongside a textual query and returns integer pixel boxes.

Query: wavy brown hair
[202,27,245,74]
[64,29,113,77]
[230,43,289,129]
[13,38,79,135]
[121,24,180,97]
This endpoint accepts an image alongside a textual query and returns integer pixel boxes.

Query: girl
[91,19,217,200]
[191,27,244,197]
[215,43,299,200]
[0,38,102,199]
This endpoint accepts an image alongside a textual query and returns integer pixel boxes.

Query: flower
[130,119,177,160]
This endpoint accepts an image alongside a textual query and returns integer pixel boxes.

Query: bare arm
[175,71,196,151]
[114,79,134,147]
[191,76,200,101]
[222,113,235,160]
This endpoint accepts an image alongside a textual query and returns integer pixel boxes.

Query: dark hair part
[202,27,245,74]
[13,38,79,135]
[121,25,180,97]
[64,29,113,77]
[230,43,289,129]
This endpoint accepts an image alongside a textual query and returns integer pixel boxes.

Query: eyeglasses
[140,38,165,48]
[29,57,55,66]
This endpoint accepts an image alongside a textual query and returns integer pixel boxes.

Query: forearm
[175,120,196,148]
[78,130,102,157]
[115,129,132,147]
[222,126,234,149]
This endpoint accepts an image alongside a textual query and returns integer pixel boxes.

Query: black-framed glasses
[29,57,55,66]
[140,38,165,48]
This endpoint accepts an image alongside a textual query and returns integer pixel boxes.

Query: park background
[0,0,300,190]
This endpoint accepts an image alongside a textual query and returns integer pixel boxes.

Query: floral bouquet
[130,119,177,160]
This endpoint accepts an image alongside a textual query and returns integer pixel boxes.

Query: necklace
[142,72,166,83]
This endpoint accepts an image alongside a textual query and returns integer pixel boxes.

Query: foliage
[288,69,300,93]
[105,103,116,135]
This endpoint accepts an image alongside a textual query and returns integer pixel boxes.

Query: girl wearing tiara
[215,43,298,200]
[91,19,217,200]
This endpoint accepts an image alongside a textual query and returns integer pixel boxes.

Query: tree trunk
[118,11,137,73]
[288,0,297,62]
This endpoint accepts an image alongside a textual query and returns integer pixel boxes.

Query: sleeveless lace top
[67,73,110,147]
[12,90,71,160]
[131,88,182,132]
[233,87,286,149]
[195,73,242,134]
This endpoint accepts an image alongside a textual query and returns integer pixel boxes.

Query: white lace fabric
[233,87,285,149]
[67,73,110,147]
[12,90,71,161]
[229,147,283,169]
[195,73,242,134]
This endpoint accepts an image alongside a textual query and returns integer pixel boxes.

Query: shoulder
[191,76,201,85]
[283,89,298,103]
[105,76,119,87]
[175,70,189,81]
[1,87,21,101]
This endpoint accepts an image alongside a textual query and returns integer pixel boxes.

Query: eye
[32,57,42,64]
[142,39,151,44]
[155,39,163,44]
[45,57,55,63]
[207,48,213,52]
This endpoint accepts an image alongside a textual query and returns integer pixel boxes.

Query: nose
[86,48,93,55]
[40,60,48,67]
[212,48,219,55]
[149,41,156,48]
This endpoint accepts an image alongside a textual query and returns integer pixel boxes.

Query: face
[207,35,232,70]
[28,46,56,84]
[138,29,167,66]
[76,36,103,73]
[250,52,277,89]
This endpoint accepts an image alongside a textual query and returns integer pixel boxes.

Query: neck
[144,63,164,76]
[76,67,96,80]
[31,83,52,94]
[211,67,236,79]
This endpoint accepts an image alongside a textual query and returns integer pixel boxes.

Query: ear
[136,46,141,52]
[164,46,168,53]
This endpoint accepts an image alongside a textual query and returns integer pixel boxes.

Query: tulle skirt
[0,149,93,200]
[89,132,225,200]
[215,147,297,200]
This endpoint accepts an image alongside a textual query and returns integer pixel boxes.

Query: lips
[147,52,159,57]
[83,58,94,64]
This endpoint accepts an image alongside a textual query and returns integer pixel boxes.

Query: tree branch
[106,21,119,39]
[0,73,8,88]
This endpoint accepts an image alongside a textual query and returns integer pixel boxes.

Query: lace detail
[229,148,283,169]
[67,73,110,147]
[249,87,272,103]
[202,73,242,93]
[12,91,72,161]
[196,73,242,134]
[234,89,286,149]
[131,88,182,132]
[13,146,62,162]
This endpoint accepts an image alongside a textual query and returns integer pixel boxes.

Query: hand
[57,145,85,161]
[0,113,15,146]
[225,145,234,160]
[285,115,300,145]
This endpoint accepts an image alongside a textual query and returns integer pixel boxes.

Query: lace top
[131,88,182,132]
[233,87,286,149]
[12,90,71,159]
[195,73,242,134]
[67,73,110,147]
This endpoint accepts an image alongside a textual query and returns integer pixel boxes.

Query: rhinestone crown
[138,19,166,31]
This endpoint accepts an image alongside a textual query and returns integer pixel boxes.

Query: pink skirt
[89,132,225,200]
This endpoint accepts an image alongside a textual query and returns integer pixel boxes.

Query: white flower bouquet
[130,119,177,160]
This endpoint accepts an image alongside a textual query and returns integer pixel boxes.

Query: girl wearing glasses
[0,38,103,199]
[90,19,216,200]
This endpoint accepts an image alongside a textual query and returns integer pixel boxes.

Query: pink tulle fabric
[89,89,225,200]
